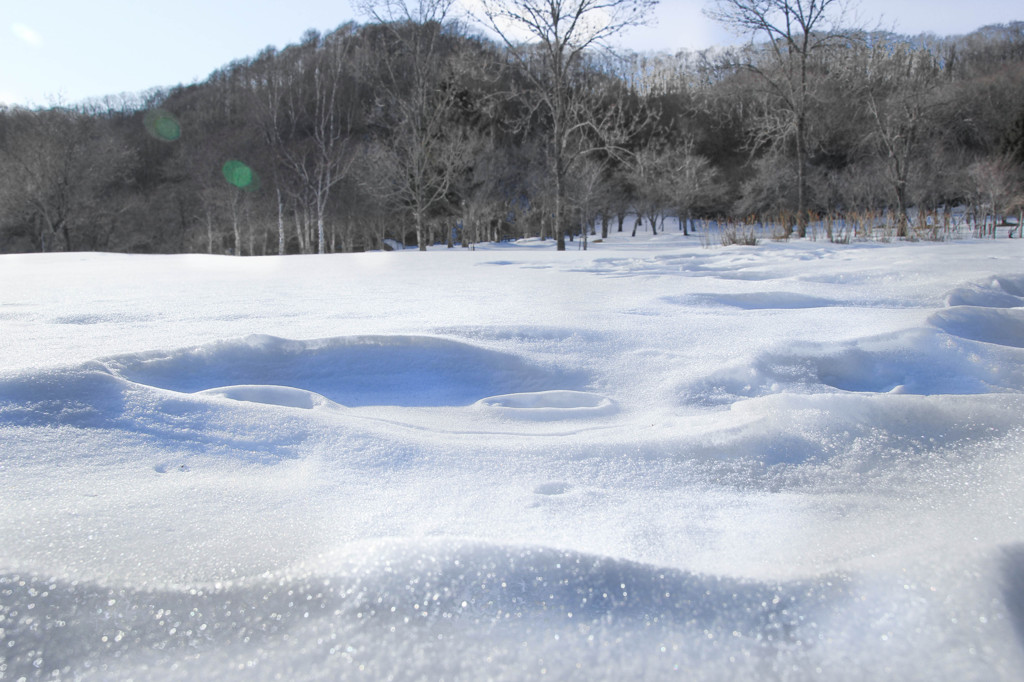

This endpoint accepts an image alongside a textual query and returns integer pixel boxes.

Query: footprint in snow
[533,481,571,496]
[154,463,191,474]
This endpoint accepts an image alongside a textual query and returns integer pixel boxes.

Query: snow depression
[1,232,1023,680]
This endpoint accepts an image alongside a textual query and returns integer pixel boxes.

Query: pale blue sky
[2,0,1021,107]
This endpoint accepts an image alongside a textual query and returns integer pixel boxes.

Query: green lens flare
[142,109,180,142]
[222,160,256,189]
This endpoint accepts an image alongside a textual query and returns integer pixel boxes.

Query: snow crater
[475,389,617,420]
[102,334,588,408]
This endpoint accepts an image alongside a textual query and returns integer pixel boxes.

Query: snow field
[1,234,1023,679]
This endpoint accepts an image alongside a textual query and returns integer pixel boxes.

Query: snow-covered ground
[2,233,1023,680]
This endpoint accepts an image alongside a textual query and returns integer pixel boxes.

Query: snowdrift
[2,237,1023,680]
[102,334,587,408]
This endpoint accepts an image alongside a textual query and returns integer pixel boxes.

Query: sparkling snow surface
[2,234,1023,680]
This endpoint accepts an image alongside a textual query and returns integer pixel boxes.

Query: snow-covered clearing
[2,233,1023,680]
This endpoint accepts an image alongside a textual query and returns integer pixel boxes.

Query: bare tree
[566,154,609,248]
[706,0,853,237]
[628,145,671,235]
[456,129,522,247]
[669,142,719,235]
[862,40,947,236]
[275,29,361,254]
[358,0,472,250]
[475,0,657,250]
[0,106,133,252]
[968,155,1023,238]
[245,47,292,255]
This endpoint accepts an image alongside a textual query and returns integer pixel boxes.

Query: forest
[1,0,1023,255]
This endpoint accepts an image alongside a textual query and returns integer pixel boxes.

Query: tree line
[1,0,1022,255]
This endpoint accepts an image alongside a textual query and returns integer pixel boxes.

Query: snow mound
[1003,544,1024,649]
[686,327,1024,405]
[664,291,840,309]
[3,539,1015,681]
[931,274,1024,348]
[945,275,1024,308]
[0,364,127,428]
[929,307,1024,348]
[197,384,329,409]
[475,390,617,420]
[103,334,584,407]
[0,542,847,680]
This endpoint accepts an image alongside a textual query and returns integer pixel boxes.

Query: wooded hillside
[1,10,1022,254]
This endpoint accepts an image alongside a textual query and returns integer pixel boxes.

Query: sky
[2,0,1021,107]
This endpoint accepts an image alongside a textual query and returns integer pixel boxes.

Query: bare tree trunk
[277,188,286,255]
[60,221,72,252]
[294,207,306,254]
[554,157,566,251]
[415,209,427,252]
[232,212,241,256]
[317,212,326,254]
[206,211,215,254]
[478,0,654,254]
[795,114,807,238]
